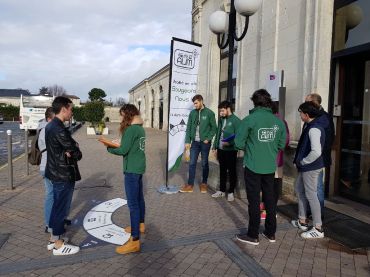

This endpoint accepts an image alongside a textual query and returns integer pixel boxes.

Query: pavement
[0,123,369,277]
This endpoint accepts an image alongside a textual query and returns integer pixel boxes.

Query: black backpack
[28,128,46,165]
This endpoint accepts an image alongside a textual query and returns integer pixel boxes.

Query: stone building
[129,64,169,130]
[130,0,370,206]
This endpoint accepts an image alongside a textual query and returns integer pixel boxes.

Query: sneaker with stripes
[291,219,309,231]
[301,227,324,239]
[52,243,80,256]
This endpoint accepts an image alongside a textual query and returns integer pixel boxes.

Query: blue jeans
[49,181,75,236]
[317,169,324,212]
[187,141,211,185]
[41,171,73,228]
[124,173,145,239]
[44,176,54,227]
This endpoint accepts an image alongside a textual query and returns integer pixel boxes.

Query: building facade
[129,64,170,131]
[130,0,370,206]
[0,89,31,106]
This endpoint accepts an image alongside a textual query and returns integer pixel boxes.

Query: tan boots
[124,223,145,234]
[115,237,140,254]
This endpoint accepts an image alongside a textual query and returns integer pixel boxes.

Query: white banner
[265,71,281,101]
[168,38,201,171]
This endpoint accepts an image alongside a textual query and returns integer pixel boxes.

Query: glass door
[339,53,370,205]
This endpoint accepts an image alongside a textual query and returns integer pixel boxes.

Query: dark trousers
[124,173,145,239]
[262,178,282,206]
[217,149,238,193]
[187,141,211,185]
[49,181,75,236]
[244,167,276,239]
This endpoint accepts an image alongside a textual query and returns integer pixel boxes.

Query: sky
[0,0,192,102]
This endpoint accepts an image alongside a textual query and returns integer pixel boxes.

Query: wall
[0,98,20,107]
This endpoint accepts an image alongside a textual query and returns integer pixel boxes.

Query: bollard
[7,130,14,190]
[25,128,29,175]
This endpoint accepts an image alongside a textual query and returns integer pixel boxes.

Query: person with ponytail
[107,104,146,254]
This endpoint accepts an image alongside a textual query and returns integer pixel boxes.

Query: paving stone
[0,125,369,277]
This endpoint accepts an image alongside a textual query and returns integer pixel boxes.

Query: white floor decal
[83,198,130,245]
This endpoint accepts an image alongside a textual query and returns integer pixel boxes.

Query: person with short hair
[305,93,335,214]
[38,107,55,233]
[235,89,286,245]
[107,104,146,254]
[211,100,241,201]
[180,94,217,193]
[291,101,326,239]
[45,96,82,255]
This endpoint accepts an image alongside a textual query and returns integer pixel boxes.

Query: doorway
[337,51,370,205]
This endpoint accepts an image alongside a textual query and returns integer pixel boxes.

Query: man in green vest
[180,94,217,193]
[235,89,286,245]
[211,100,241,201]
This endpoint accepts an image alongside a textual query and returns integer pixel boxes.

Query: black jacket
[45,117,82,182]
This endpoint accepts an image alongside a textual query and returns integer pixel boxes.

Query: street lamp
[137,98,142,111]
[209,0,262,103]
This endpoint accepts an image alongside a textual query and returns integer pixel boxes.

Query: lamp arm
[217,33,229,49]
[234,16,249,41]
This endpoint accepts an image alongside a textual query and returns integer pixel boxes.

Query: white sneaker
[211,191,225,198]
[52,243,80,256]
[47,237,69,251]
[291,219,309,231]
[301,227,324,239]
[227,193,234,202]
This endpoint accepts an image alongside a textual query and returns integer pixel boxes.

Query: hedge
[0,105,20,121]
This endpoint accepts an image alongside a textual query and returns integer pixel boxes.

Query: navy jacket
[319,109,335,167]
[294,116,327,172]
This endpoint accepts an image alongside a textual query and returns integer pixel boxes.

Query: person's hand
[65,152,71,158]
[112,139,120,144]
[203,140,209,144]
[185,144,191,150]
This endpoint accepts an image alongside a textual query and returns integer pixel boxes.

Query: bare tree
[48,84,67,96]
[114,97,127,107]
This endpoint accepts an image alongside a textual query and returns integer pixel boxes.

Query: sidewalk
[0,123,369,276]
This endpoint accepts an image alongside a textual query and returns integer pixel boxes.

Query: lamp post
[137,98,142,112]
[209,0,262,103]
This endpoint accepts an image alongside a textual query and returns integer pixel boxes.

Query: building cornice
[129,64,170,94]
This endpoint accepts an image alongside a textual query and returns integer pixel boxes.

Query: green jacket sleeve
[185,111,193,144]
[228,116,242,147]
[213,118,222,150]
[107,128,134,156]
[206,111,217,141]
[277,121,287,150]
[235,118,249,151]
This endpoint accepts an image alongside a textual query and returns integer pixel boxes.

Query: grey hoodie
[37,119,48,173]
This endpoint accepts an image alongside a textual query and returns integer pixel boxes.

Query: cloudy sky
[0,0,192,101]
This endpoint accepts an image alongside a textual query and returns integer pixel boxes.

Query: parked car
[0,113,4,124]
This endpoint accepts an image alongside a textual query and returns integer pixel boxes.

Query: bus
[19,95,54,130]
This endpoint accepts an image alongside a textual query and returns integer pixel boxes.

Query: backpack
[28,128,46,165]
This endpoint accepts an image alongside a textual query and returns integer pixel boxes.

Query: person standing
[107,104,146,254]
[38,107,55,233]
[45,96,82,255]
[260,103,290,219]
[291,101,326,239]
[211,100,241,201]
[305,93,334,214]
[180,94,217,193]
[235,89,286,245]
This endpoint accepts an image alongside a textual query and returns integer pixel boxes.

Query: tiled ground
[0,124,369,276]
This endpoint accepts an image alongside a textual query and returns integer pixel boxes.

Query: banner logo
[174,49,199,70]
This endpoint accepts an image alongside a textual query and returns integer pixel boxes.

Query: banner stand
[157,37,202,195]
[157,185,179,194]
